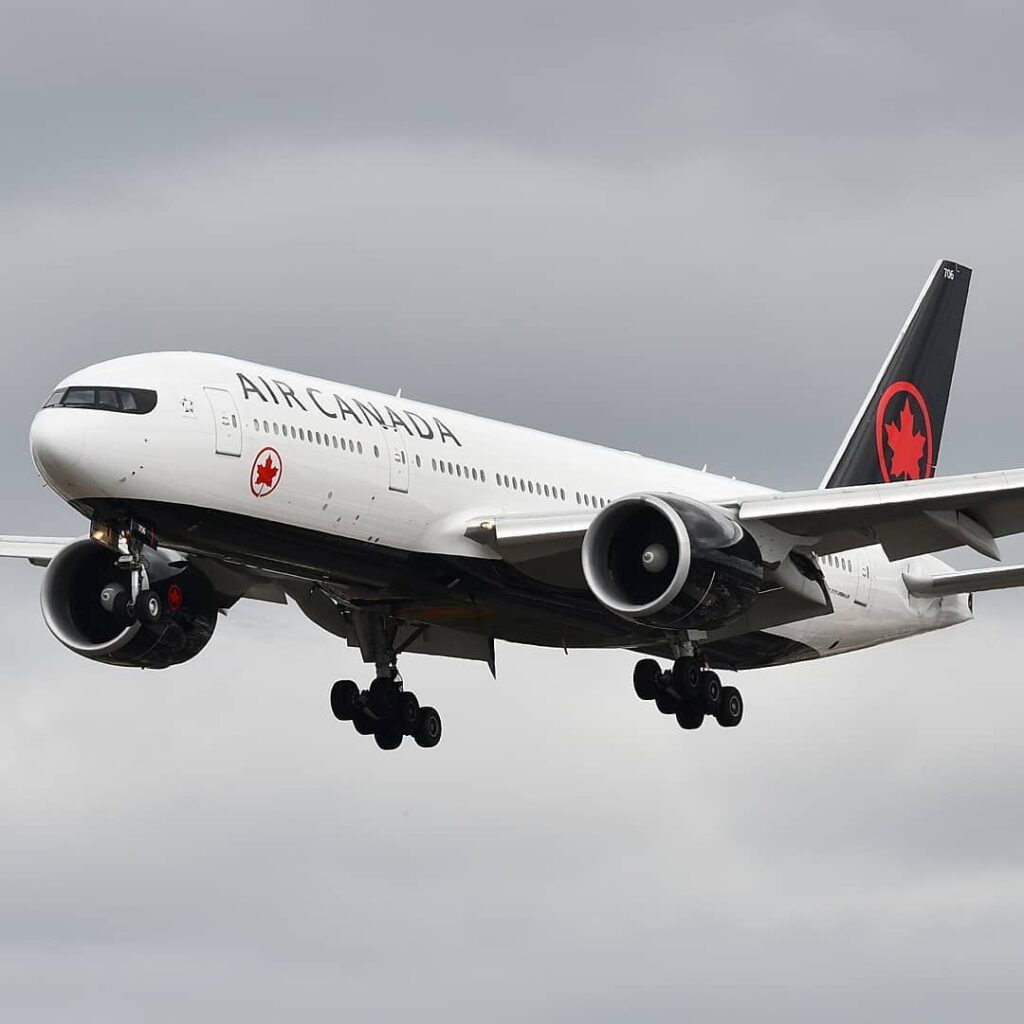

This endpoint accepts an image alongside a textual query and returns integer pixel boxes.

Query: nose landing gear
[633,655,744,732]
[97,521,167,627]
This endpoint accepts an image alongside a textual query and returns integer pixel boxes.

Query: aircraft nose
[30,409,85,489]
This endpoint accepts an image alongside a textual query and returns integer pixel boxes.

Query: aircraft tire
[671,658,701,700]
[655,692,679,715]
[374,726,403,751]
[414,706,442,748]
[396,691,420,734]
[700,671,722,712]
[330,679,360,721]
[676,702,705,730]
[136,589,162,625]
[633,659,662,700]
[353,711,376,736]
[716,687,743,728]
[368,676,400,718]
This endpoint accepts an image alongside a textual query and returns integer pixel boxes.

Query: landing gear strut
[329,609,443,751]
[98,521,164,626]
[632,655,744,731]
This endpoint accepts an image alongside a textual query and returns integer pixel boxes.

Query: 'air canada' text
[236,373,462,446]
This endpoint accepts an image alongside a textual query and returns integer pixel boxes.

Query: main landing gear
[329,608,442,751]
[632,656,743,731]
[330,673,442,751]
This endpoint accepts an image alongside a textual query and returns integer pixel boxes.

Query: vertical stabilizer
[821,260,971,489]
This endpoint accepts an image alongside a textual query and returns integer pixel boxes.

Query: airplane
[6,259,1024,751]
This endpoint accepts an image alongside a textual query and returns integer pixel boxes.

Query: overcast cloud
[2,2,1024,1020]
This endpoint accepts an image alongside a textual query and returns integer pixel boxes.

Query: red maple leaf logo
[255,454,278,488]
[884,399,926,480]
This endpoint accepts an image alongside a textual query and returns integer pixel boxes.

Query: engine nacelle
[581,494,763,629]
[41,539,218,669]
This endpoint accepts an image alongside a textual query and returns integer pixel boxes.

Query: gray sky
[2,2,1024,1020]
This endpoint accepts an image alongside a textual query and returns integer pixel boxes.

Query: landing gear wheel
[330,679,360,721]
[716,686,743,727]
[676,702,705,730]
[397,691,420,734]
[368,676,400,718]
[374,725,403,751]
[655,692,679,715]
[352,711,376,736]
[136,590,162,625]
[671,658,701,700]
[414,706,442,748]
[633,659,662,701]
[699,671,722,712]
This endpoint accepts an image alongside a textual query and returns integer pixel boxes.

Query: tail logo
[875,381,933,482]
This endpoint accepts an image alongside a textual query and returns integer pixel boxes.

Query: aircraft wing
[0,535,77,566]
[735,467,1024,561]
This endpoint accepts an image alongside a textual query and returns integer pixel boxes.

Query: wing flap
[736,468,1024,560]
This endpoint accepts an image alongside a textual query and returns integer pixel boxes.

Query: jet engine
[41,539,219,668]
[581,494,763,630]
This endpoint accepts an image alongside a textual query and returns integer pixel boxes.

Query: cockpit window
[43,387,157,414]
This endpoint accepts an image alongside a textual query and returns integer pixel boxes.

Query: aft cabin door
[384,429,409,493]
[854,554,871,608]
[204,387,242,457]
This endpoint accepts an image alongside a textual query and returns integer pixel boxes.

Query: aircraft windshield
[43,387,158,414]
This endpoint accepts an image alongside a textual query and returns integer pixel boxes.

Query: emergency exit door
[204,387,242,457]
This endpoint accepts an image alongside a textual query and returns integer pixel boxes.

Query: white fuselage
[29,352,972,664]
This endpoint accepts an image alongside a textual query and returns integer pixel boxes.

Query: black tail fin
[821,259,971,489]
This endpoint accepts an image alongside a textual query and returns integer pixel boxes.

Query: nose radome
[30,409,85,489]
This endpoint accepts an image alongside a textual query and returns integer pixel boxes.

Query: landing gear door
[854,554,871,608]
[384,429,409,493]
[204,387,242,457]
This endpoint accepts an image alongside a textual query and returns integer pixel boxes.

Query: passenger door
[204,387,242,457]
[383,428,410,493]
[854,553,872,608]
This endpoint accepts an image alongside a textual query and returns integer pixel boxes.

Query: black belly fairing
[74,497,818,672]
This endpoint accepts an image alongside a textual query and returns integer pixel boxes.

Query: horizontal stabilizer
[904,563,1024,597]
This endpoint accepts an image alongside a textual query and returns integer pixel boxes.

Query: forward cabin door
[204,387,242,457]
[383,428,410,493]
